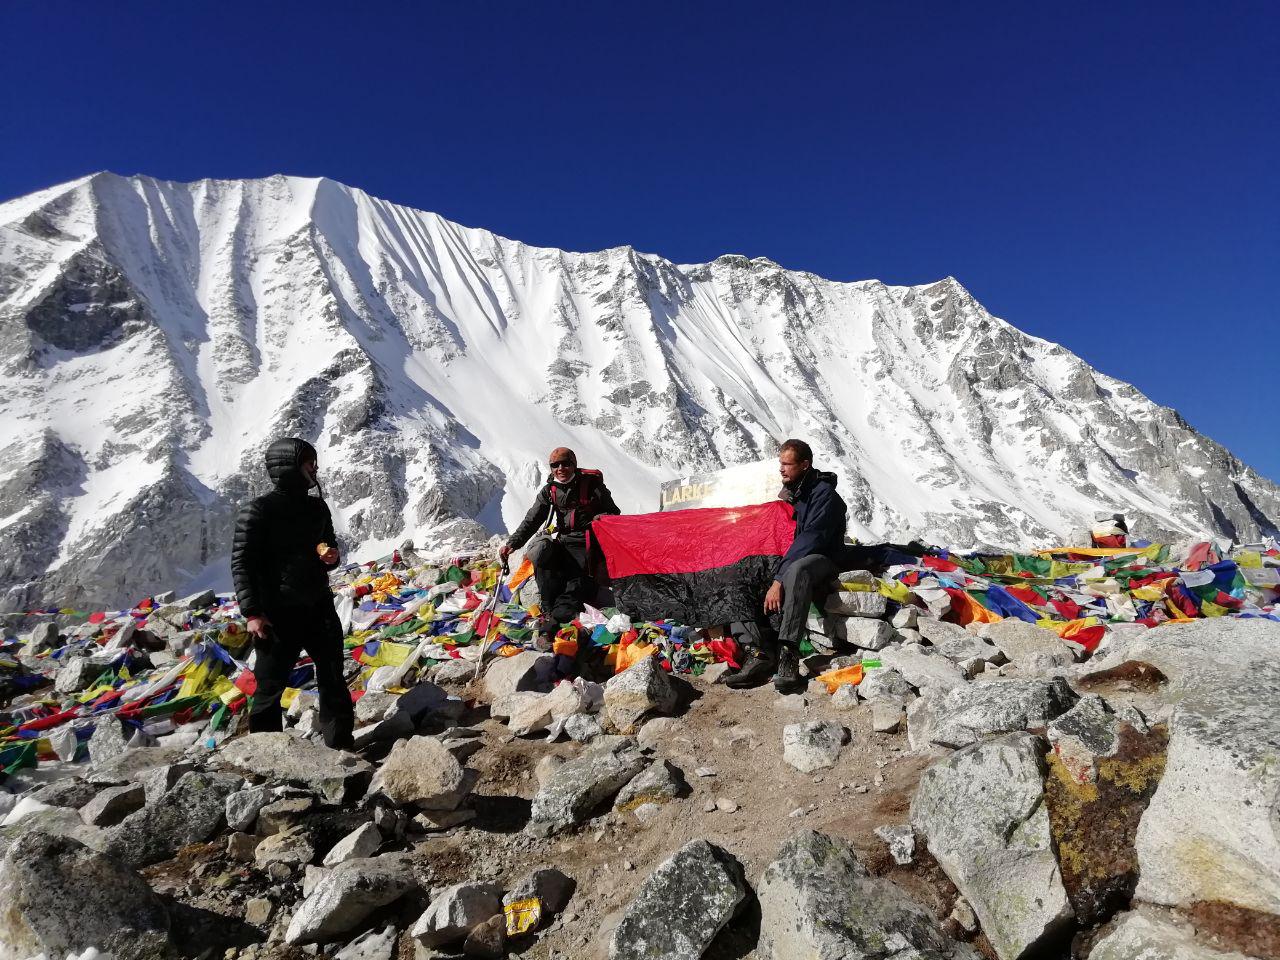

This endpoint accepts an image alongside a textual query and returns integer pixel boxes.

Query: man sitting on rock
[726,438,848,693]
[231,437,354,749]
[500,447,620,640]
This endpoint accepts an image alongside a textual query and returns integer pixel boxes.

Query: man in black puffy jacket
[231,438,354,749]
[499,446,620,629]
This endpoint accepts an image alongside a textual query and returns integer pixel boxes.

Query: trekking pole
[472,554,511,682]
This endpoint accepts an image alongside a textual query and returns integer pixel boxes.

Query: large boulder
[824,589,888,618]
[410,881,503,948]
[1046,694,1122,785]
[26,621,60,654]
[911,733,1073,960]
[87,715,131,765]
[1089,909,1254,960]
[483,650,553,699]
[756,830,978,959]
[54,653,116,694]
[604,655,679,734]
[858,667,915,701]
[102,771,241,867]
[285,852,418,944]
[528,737,647,837]
[875,644,967,693]
[906,677,1079,750]
[782,720,849,773]
[217,731,372,803]
[615,759,686,809]
[608,840,746,960]
[78,782,145,827]
[978,619,1078,670]
[0,833,171,960]
[371,736,477,810]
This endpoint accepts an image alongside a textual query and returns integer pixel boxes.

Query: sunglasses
[549,460,575,469]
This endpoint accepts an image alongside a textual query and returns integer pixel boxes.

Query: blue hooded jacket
[774,469,847,582]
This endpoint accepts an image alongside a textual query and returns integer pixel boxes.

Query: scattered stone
[1088,909,1252,960]
[355,691,398,724]
[226,831,258,862]
[483,651,553,699]
[505,692,556,737]
[782,721,849,773]
[824,590,888,619]
[79,782,145,827]
[87,743,189,785]
[907,676,1079,750]
[875,645,967,693]
[756,830,977,959]
[137,762,194,805]
[911,733,1073,960]
[323,822,382,866]
[352,710,416,748]
[831,684,860,710]
[528,738,647,837]
[604,655,679,734]
[217,732,373,803]
[462,913,506,958]
[0,832,172,960]
[892,607,919,630]
[504,866,575,919]
[870,697,905,733]
[615,759,686,809]
[102,771,241,867]
[950,897,978,933]
[715,797,738,813]
[411,808,477,832]
[285,852,418,945]
[874,824,916,865]
[859,667,915,701]
[371,736,477,810]
[979,618,1079,669]
[433,658,478,684]
[564,713,605,742]
[255,825,317,868]
[535,754,565,787]
[86,716,131,766]
[54,654,116,694]
[700,662,731,684]
[694,766,717,778]
[394,681,452,723]
[842,618,897,651]
[26,621,60,653]
[28,778,100,810]
[178,589,217,610]
[1047,694,1122,785]
[637,717,685,751]
[245,897,274,926]
[703,799,717,813]
[225,784,273,832]
[410,882,503,948]
[608,840,746,960]
[334,925,397,960]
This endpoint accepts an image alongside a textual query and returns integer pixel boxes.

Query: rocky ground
[2,609,1278,960]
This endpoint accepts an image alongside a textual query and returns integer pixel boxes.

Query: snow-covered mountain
[1,172,1276,609]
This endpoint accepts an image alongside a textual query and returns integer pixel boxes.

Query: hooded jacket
[231,438,340,618]
[507,469,620,551]
[774,468,847,582]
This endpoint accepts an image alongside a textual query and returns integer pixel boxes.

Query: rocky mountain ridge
[1,172,1276,608]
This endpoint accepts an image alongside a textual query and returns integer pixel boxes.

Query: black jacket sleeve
[507,486,552,550]
[319,501,341,571]
[774,481,844,582]
[231,499,267,618]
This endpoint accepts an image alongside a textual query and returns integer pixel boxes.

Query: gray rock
[875,644,967,693]
[0,832,171,960]
[79,782,145,827]
[831,684,860,710]
[874,824,916,865]
[483,650,553,699]
[355,691,398,724]
[529,738,647,837]
[840,618,897,650]
[824,590,888,618]
[334,925,397,960]
[636,716,685,751]
[411,808,476,832]
[26,621,60,654]
[930,629,1005,667]
[608,839,746,960]
[604,655,679,734]
[352,710,415,748]
[432,658,478,684]
[137,762,195,804]
[870,697,906,733]
[101,771,241,867]
[504,866,575,918]
[217,731,373,803]
[410,881,503,947]
[225,784,273,832]
[85,743,188,785]
[782,721,849,773]
[1046,694,1121,785]
[891,606,919,629]
[907,677,1079,750]
[255,824,317,868]
[565,713,605,742]
[756,830,978,960]
[858,667,915,701]
[505,691,556,736]
[615,759,686,809]
[54,654,115,694]
[371,736,476,810]
[978,619,1078,669]
[28,778,99,809]
[285,852,418,944]
[257,794,318,834]
[392,681,450,721]
[323,822,382,866]
[1088,909,1253,960]
[463,913,506,958]
[914,615,972,646]
[911,733,1073,960]
[178,589,217,610]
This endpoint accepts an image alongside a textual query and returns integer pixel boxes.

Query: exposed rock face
[906,677,1079,750]
[4,173,1276,608]
[608,840,747,960]
[756,830,978,959]
[911,733,1073,960]
[102,770,241,867]
[0,832,171,960]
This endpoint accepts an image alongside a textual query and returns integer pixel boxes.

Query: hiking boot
[533,616,556,652]
[774,646,804,694]
[723,650,776,689]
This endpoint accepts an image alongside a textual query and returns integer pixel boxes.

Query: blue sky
[2,1,1276,480]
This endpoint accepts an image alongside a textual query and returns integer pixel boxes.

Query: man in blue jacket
[727,438,847,693]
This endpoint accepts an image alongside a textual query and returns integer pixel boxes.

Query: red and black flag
[591,501,795,626]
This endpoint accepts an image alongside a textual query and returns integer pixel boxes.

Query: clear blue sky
[3,1,1276,480]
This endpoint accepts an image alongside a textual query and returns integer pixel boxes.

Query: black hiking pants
[250,602,354,749]
[531,538,593,625]
[737,554,840,655]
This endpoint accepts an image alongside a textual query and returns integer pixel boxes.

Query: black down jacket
[231,438,340,618]
[507,469,620,551]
